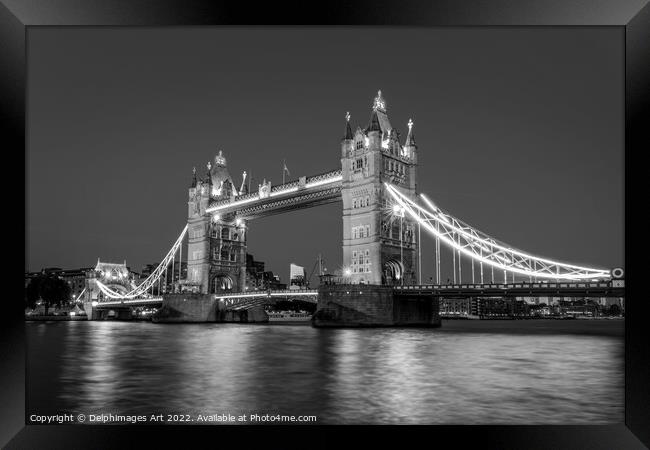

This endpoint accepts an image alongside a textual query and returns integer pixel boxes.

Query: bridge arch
[212,274,234,293]
[382,259,404,285]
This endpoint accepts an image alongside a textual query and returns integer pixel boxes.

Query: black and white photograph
[4,0,650,448]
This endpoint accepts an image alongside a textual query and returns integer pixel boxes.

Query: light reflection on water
[27,320,623,424]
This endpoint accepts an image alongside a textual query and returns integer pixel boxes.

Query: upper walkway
[206,169,342,219]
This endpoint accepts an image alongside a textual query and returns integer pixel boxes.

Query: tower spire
[190,166,197,188]
[367,89,391,133]
[239,171,248,195]
[344,111,353,140]
[373,90,386,112]
[215,150,227,167]
[405,118,416,146]
[205,161,213,186]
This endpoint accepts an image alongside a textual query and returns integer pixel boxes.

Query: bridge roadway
[217,289,319,310]
[393,281,625,298]
[94,297,164,308]
[93,281,624,309]
[94,289,319,309]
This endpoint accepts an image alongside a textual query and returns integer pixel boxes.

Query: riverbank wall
[25,315,88,321]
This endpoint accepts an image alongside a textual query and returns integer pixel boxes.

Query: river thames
[26,319,623,425]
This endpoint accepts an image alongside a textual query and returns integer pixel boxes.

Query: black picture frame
[3,1,649,448]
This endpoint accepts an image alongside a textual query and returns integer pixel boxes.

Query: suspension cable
[96,225,188,299]
[385,183,609,280]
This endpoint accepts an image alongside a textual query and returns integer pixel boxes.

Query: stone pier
[83,303,133,321]
[312,284,440,327]
[152,293,268,323]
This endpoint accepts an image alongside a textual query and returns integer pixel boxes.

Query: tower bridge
[182,90,420,295]
[87,90,623,324]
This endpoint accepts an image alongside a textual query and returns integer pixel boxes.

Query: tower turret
[341,111,354,158]
[204,161,213,187]
[344,111,353,139]
[239,171,248,196]
[366,109,382,149]
[190,166,197,188]
[403,118,418,163]
[366,90,391,149]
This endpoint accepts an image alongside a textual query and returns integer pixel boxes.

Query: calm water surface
[26,320,623,424]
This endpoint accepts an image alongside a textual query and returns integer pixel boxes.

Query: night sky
[26,27,624,282]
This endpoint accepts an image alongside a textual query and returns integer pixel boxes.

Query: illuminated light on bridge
[205,192,259,212]
[205,171,343,215]
[269,186,299,197]
[96,297,164,307]
[218,293,266,301]
[304,174,343,189]
[385,183,611,281]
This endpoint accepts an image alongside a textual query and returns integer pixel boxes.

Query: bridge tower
[186,152,247,294]
[341,91,419,285]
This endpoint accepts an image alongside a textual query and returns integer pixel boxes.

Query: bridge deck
[218,289,319,310]
[94,297,164,308]
[93,281,623,309]
[394,282,624,297]
[217,289,318,300]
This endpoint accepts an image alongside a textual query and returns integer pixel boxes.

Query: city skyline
[26,27,624,279]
